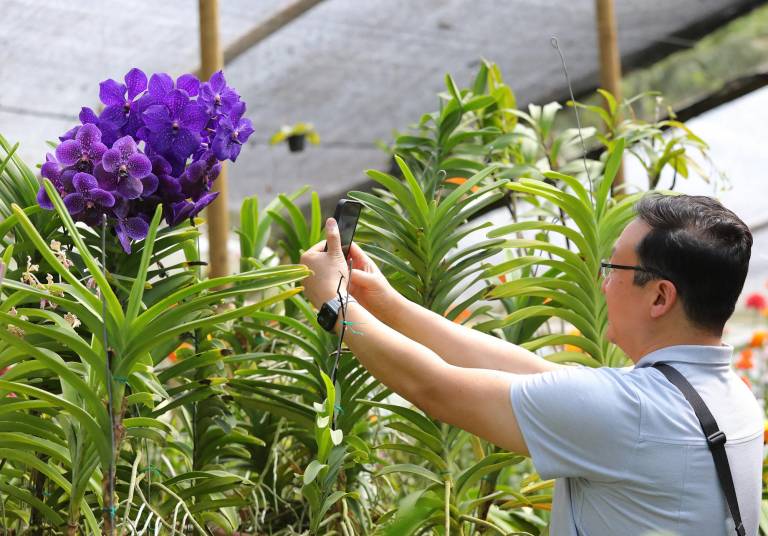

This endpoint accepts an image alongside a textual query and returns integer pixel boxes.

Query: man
[300,193,763,535]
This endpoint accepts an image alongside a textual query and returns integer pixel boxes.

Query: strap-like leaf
[126,204,163,323]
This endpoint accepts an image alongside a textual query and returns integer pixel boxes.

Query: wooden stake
[595,0,625,190]
[199,0,230,278]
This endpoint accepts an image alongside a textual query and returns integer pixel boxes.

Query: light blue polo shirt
[509,345,763,536]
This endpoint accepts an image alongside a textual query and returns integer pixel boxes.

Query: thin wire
[550,36,595,206]
[101,214,116,535]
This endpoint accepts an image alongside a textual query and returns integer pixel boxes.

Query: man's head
[602,193,752,360]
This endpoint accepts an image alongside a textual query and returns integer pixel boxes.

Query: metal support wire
[551,36,595,206]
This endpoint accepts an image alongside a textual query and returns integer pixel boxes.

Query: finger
[350,268,377,287]
[347,242,369,265]
[325,218,344,257]
[348,242,380,273]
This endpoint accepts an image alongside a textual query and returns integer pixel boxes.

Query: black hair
[633,193,752,336]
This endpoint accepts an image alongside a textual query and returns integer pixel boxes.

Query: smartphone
[324,199,362,258]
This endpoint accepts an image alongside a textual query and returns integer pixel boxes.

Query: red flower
[746,292,767,310]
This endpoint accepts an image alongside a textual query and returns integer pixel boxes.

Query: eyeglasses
[599,262,668,280]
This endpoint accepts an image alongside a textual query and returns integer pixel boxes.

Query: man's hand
[346,242,397,313]
[300,218,350,309]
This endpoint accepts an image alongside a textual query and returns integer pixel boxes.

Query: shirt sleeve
[509,366,640,481]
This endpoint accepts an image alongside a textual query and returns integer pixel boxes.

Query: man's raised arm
[345,242,563,375]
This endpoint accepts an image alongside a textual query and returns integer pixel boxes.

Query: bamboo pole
[199,0,230,278]
[595,0,625,190]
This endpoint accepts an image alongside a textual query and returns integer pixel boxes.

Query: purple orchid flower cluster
[37,68,254,253]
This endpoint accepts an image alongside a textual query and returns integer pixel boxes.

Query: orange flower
[564,329,583,353]
[167,342,194,363]
[453,309,472,324]
[740,375,752,390]
[445,177,479,193]
[734,349,753,370]
[498,274,507,284]
[749,330,767,348]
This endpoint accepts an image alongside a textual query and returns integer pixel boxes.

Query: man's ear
[649,279,677,319]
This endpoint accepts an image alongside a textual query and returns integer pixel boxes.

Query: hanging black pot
[287,134,306,152]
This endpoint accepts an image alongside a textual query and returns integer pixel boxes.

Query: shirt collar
[634,344,733,369]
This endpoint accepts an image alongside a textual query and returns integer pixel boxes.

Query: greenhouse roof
[1,0,761,209]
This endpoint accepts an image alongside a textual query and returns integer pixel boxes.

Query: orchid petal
[73,172,98,192]
[176,74,200,97]
[117,175,143,200]
[55,140,82,166]
[140,173,159,197]
[102,148,122,173]
[75,123,101,151]
[91,189,116,208]
[124,216,149,240]
[179,102,208,132]
[127,153,151,179]
[124,68,148,100]
[99,79,126,106]
[148,73,174,98]
[164,89,189,119]
[79,107,99,124]
[63,193,85,214]
[36,187,54,210]
[142,105,170,132]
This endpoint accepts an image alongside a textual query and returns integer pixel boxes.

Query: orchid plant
[36,68,254,253]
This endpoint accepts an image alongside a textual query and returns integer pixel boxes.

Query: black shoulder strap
[652,363,745,536]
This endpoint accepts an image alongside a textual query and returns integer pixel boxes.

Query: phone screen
[337,201,362,257]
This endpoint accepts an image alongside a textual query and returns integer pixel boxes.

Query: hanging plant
[270,122,320,152]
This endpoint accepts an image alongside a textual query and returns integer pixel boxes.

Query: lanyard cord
[330,259,364,429]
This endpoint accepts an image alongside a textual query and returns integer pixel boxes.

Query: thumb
[325,218,344,258]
